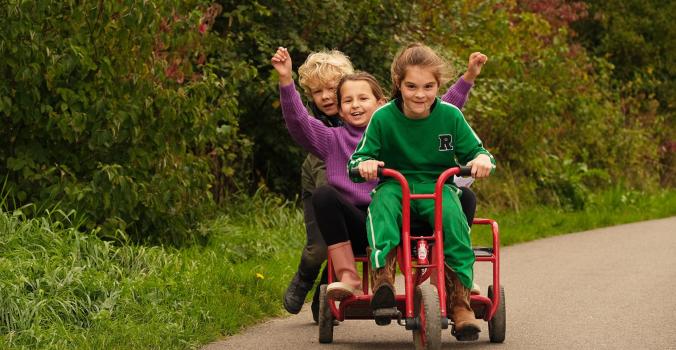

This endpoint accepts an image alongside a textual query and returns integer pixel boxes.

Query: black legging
[312,185,369,254]
[313,185,477,250]
[458,186,477,227]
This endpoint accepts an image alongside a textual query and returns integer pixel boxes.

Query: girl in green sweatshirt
[348,43,495,340]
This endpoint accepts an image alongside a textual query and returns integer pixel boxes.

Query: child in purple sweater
[282,49,354,320]
[271,47,486,300]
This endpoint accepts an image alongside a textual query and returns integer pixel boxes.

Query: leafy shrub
[0,1,252,243]
[212,0,418,196]
[571,0,675,186]
[1,0,671,237]
[415,0,667,209]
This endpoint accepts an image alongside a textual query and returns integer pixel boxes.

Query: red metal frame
[471,218,500,320]
[326,167,501,325]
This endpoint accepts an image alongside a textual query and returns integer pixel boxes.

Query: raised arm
[441,52,488,109]
[463,52,488,84]
[272,47,332,158]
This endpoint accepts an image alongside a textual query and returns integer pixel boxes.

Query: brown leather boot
[445,264,481,341]
[326,242,362,301]
[370,250,397,310]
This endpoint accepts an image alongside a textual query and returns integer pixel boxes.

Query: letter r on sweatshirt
[438,134,453,151]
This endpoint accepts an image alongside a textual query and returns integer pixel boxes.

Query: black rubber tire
[412,284,442,350]
[487,285,506,343]
[318,284,334,343]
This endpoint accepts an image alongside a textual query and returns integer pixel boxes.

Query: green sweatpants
[366,181,475,289]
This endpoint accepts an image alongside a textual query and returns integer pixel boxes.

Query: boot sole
[283,297,302,314]
[326,288,354,301]
[326,282,355,301]
[371,283,396,325]
[453,323,481,341]
[371,283,396,309]
[283,276,313,314]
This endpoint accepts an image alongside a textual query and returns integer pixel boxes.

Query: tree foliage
[571,0,675,186]
[1,1,252,243]
[0,0,672,241]
[211,0,417,195]
[389,0,669,209]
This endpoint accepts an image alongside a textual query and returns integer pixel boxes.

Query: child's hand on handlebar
[466,154,493,178]
[358,159,385,181]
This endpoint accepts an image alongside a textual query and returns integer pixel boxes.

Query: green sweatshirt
[348,98,495,184]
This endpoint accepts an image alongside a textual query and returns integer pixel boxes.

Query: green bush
[1,0,672,241]
[411,0,667,209]
[572,0,675,186]
[0,1,252,243]
[212,0,418,196]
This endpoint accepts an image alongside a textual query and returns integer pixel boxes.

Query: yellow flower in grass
[255,272,265,280]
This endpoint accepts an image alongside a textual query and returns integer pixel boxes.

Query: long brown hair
[390,43,453,99]
[336,71,387,104]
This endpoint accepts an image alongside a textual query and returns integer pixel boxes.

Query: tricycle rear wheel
[318,284,334,343]
[487,285,506,343]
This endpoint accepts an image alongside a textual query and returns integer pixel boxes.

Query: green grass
[471,187,676,247]
[1,187,674,349]
[0,192,305,349]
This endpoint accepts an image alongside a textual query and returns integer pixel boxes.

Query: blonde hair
[336,72,387,105]
[390,43,454,99]
[298,50,354,97]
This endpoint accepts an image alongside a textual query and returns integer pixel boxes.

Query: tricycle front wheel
[412,284,441,350]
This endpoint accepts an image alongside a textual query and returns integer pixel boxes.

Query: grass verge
[0,187,674,349]
[0,192,305,349]
[472,187,676,246]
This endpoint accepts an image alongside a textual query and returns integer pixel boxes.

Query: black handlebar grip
[458,166,472,177]
[349,167,384,179]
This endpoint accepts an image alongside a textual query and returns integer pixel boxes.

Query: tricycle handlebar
[349,166,472,181]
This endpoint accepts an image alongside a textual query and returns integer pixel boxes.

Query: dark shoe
[283,271,314,314]
[370,277,395,309]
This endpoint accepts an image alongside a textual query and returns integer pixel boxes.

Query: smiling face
[309,80,339,116]
[338,80,385,128]
[298,50,354,117]
[399,65,439,119]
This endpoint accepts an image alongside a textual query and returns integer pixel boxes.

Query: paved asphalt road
[204,217,676,350]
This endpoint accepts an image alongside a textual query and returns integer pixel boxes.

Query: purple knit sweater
[280,77,473,206]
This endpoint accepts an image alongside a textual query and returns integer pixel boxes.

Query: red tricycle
[318,166,506,349]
